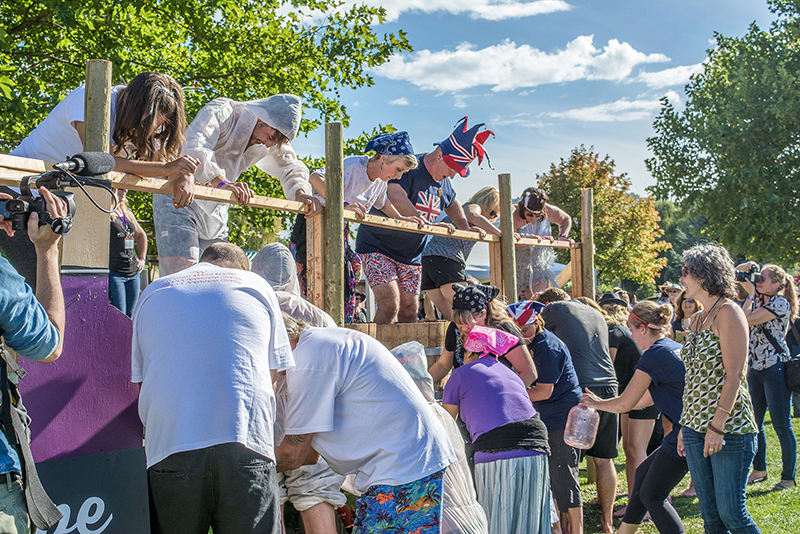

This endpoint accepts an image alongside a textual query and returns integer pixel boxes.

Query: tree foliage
[537,146,669,285]
[0,0,410,248]
[653,200,708,285]
[646,0,800,264]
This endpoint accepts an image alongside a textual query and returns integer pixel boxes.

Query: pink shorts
[360,252,421,294]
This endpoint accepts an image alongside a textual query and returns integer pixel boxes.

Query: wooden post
[498,174,517,302]
[581,188,595,298]
[324,123,344,324]
[306,214,324,309]
[570,246,583,297]
[488,241,503,289]
[61,59,113,270]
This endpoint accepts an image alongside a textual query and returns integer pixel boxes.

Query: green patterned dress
[681,328,758,435]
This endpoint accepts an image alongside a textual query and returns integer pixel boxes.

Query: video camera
[735,264,761,284]
[0,152,115,235]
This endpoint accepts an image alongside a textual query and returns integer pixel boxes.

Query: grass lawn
[579,412,800,533]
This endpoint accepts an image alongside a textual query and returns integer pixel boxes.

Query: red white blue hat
[435,117,494,177]
[506,300,545,326]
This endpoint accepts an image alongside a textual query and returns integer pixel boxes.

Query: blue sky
[290,0,776,269]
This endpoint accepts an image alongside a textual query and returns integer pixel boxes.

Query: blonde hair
[282,312,309,340]
[629,301,673,335]
[452,296,521,344]
[468,187,500,216]
[384,154,418,170]
[601,302,629,326]
[763,264,799,319]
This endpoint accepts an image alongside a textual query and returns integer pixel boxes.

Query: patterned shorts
[360,253,422,295]
[353,470,444,534]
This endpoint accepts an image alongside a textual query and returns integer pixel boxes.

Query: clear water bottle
[564,404,600,449]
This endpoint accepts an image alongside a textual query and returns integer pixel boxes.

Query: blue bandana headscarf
[365,131,415,156]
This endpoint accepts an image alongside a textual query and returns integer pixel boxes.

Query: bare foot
[600,518,614,533]
[680,486,696,497]
[747,470,768,485]
[613,505,627,518]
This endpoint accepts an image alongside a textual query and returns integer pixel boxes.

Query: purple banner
[22,276,143,462]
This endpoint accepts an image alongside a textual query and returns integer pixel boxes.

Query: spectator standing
[132,243,292,534]
[678,244,761,534]
[737,262,797,491]
[108,188,147,317]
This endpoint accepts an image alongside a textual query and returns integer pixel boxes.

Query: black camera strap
[0,341,63,530]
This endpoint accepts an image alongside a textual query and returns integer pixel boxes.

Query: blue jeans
[108,271,140,317]
[747,362,797,481]
[683,428,761,534]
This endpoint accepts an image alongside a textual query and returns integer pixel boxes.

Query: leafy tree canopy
[646,0,800,265]
[1,0,410,248]
[537,145,669,286]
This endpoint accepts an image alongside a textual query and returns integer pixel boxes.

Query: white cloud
[491,113,549,128]
[372,36,669,92]
[633,63,704,89]
[550,91,680,122]
[388,97,409,106]
[341,0,572,22]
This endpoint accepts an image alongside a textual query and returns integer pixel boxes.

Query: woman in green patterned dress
[677,244,761,534]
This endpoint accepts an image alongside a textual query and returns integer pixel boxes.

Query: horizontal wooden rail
[0,153,579,248]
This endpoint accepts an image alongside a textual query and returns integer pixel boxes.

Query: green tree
[0,0,410,247]
[537,145,669,286]
[646,0,800,264]
[653,200,708,285]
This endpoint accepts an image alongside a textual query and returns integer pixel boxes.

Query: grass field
[580,413,800,533]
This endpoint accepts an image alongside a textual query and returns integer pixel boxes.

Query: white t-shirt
[11,84,122,163]
[131,263,294,467]
[284,327,455,492]
[312,156,387,211]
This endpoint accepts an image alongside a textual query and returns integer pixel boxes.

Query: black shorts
[420,255,466,291]
[548,429,582,512]
[585,385,620,459]
[628,405,660,420]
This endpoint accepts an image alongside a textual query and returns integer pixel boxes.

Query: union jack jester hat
[435,117,494,177]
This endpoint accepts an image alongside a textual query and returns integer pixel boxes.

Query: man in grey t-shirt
[540,294,618,534]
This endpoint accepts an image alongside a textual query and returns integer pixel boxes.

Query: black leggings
[623,445,689,534]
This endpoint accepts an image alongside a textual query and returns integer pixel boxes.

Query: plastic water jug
[564,404,600,449]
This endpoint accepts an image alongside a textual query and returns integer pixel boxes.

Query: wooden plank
[61,60,112,270]
[323,123,345,325]
[581,188,595,298]
[306,214,324,309]
[497,173,517,302]
[571,246,583,297]
[555,259,572,288]
[489,241,503,289]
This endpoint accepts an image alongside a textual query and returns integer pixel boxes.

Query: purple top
[443,356,541,463]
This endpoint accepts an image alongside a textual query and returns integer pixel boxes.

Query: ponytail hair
[763,264,798,320]
[629,301,673,335]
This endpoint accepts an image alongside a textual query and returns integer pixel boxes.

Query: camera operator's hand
[172,172,195,208]
[0,192,13,237]
[28,187,67,251]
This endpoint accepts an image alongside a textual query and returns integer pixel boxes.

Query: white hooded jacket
[182,95,311,239]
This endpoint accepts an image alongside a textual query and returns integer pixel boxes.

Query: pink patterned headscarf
[464,325,519,357]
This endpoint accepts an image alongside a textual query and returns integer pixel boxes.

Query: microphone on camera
[53,152,116,176]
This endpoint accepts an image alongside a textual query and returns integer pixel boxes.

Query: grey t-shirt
[540,301,617,389]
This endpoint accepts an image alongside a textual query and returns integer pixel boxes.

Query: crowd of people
[0,71,796,534]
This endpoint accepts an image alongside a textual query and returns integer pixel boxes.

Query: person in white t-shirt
[288,131,426,318]
[131,243,293,534]
[3,71,198,289]
[153,94,316,276]
[277,317,456,532]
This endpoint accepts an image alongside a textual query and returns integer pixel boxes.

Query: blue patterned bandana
[365,131,415,156]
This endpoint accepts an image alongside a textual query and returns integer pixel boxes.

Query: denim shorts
[152,194,227,261]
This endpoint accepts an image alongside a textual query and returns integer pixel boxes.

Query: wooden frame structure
[0,64,595,351]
